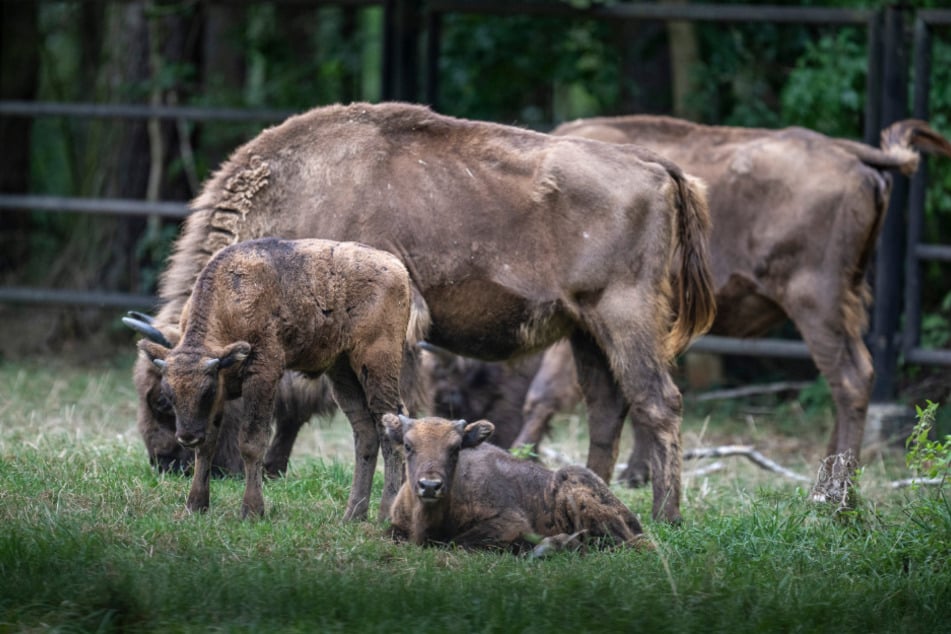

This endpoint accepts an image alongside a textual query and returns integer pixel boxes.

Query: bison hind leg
[552,466,644,546]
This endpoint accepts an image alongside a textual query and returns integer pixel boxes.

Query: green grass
[1,357,949,633]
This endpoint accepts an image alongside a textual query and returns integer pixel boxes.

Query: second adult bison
[499,117,951,485]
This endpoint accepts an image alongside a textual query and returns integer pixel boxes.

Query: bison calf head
[138,339,251,448]
[383,413,494,503]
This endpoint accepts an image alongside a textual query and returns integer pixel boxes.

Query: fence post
[424,8,442,108]
[903,16,931,359]
[870,5,909,402]
[382,0,421,101]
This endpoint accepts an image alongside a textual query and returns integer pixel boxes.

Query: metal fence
[1,2,949,399]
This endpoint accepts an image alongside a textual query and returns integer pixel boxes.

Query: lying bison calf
[384,413,644,553]
[138,237,412,520]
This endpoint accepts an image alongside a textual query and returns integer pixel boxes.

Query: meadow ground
[1,354,948,633]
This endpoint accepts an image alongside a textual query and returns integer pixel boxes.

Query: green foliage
[508,443,538,460]
[438,14,619,126]
[920,290,951,349]
[905,400,951,482]
[897,400,951,569]
[780,30,867,137]
[797,377,834,418]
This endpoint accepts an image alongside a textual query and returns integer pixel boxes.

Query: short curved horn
[127,311,157,325]
[121,315,172,348]
[204,358,220,373]
[398,413,414,429]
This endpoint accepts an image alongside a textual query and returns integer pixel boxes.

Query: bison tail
[834,120,951,176]
[881,119,951,175]
[666,174,717,361]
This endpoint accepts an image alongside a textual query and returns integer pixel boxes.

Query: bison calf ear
[218,341,252,370]
[382,413,406,444]
[462,420,494,448]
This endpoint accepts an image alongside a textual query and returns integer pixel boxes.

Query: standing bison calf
[384,413,644,552]
[137,238,412,520]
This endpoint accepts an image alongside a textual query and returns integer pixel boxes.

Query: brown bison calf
[384,413,644,552]
[137,237,412,520]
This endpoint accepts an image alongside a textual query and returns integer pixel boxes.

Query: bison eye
[404,443,414,454]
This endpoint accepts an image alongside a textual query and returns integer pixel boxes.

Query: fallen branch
[539,446,577,467]
[685,460,725,478]
[890,477,946,489]
[688,381,814,403]
[683,445,812,483]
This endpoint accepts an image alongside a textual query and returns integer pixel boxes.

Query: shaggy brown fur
[133,102,717,523]
[138,238,412,520]
[496,116,951,485]
[384,414,643,552]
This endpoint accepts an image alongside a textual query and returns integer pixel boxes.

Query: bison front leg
[186,416,222,514]
[238,384,276,519]
[349,341,409,523]
[328,363,381,522]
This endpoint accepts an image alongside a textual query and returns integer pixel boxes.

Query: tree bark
[663,0,702,120]
[0,2,39,275]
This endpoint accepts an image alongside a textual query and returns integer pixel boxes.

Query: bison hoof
[620,462,651,489]
[185,502,209,514]
[240,504,265,520]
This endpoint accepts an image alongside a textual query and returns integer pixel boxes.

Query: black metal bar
[0,100,294,122]
[689,336,811,360]
[871,6,909,402]
[0,287,157,310]
[425,9,442,108]
[864,12,883,146]
[917,10,951,25]
[904,347,951,367]
[916,244,951,263]
[903,17,932,357]
[382,0,396,100]
[425,1,872,24]
[0,194,189,218]
[393,0,422,101]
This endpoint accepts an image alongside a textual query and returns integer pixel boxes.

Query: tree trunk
[0,2,39,275]
[663,0,701,120]
[615,19,670,115]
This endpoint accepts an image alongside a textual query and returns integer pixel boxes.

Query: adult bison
[506,116,951,484]
[131,102,716,523]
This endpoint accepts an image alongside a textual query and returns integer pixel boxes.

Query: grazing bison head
[138,339,250,449]
[383,413,494,504]
[125,312,193,472]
